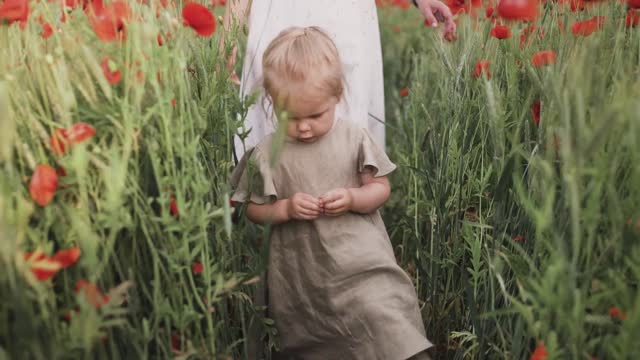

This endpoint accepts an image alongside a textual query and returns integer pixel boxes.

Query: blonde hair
[262,26,344,109]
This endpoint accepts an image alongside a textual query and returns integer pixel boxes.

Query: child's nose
[298,122,311,132]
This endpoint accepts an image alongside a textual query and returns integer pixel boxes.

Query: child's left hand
[319,188,353,217]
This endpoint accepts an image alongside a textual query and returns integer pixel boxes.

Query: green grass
[1,1,639,359]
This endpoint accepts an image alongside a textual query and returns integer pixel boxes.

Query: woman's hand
[319,189,353,217]
[415,0,457,41]
[287,193,323,220]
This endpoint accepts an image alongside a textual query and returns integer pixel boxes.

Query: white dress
[235,0,386,159]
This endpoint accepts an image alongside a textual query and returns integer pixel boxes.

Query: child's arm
[246,193,323,225]
[320,167,391,216]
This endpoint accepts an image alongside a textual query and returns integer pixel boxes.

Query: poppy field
[1,0,639,359]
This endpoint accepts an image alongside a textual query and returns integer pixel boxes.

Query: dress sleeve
[357,128,396,177]
[230,147,278,204]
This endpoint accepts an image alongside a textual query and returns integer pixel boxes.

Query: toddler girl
[231,26,432,360]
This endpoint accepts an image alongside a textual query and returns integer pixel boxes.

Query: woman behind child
[232,26,432,360]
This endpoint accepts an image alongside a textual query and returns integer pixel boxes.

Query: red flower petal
[609,306,627,320]
[530,343,548,360]
[513,234,525,241]
[41,22,53,38]
[629,0,640,9]
[474,61,491,79]
[29,165,58,206]
[89,1,131,42]
[531,101,540,126]
[182,3,216,37]
[67,122,96,144]
[52,247,81,268]
[170,194,179,217]
[486,6,495,18]
[497,0,539,22]
[531,50,557,67]
[101,57,122,85]
[192,262,203,274]
[490,24,512,39]
[399,87,410,97]
[0,0,29,25]
[31,258,63,281]
[571,16,605,36]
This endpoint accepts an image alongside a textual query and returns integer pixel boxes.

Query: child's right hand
[286,193,322,221]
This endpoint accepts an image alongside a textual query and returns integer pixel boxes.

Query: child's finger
[319,191,340,204]
[302,193,322,206]
[324,207,345,216]
[301,200,321,211]
[323,198,345,210]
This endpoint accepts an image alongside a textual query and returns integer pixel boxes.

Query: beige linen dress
[231,120,432,360]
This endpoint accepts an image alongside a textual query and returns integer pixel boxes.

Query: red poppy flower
[557,0,585,12]
[170,194,179,217]
[531,101,540,126]
[531,50,557,67]
[513,234,525,241]
[399,87,410,97]
[629,0,640,9]
[486,6,495,17]
[192,262,203,274]
[530,343,548,360]
[626,9,640,28]
[474,61,491,79]
[75,280,110,309]
[24,250,63,281]
[89,1,132,42]
[0,0,29,25]
[171,98,177,107]
[101,57,122,85]
[393,0,411,9]
[67,122,96,143]
[571,16,605,36]
[445,0,482,15]
[609,306,627,320]
[490,24,512,39]
[182,3,216,37]
[569,0,584,11]
[41,22,53,38]
[52,247,81,268]
[29,165,58,206]
[497,0,539,22]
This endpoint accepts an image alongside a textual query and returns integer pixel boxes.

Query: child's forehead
[285,94,334,117]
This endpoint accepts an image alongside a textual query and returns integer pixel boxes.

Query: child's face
[282,91,338,143]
